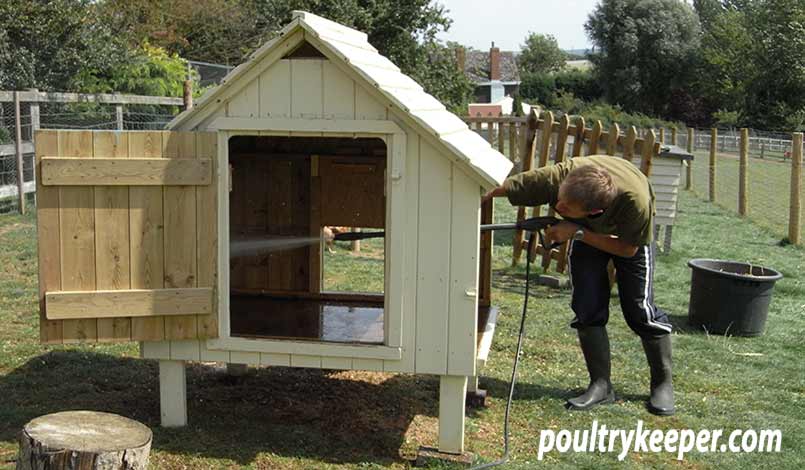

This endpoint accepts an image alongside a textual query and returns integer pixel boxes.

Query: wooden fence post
[671,126,677,145]
[739,128,749,216]
[116,105,124,130]
[13,91,25,215]
[686,128,693,190]
[710,128,717,202]
[659,127,665,144]
[789,133,802,245]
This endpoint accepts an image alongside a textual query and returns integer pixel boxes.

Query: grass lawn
[1,190,803,469]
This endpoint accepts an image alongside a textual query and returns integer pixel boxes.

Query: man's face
[555,197,589,219]
[556,186,603,219]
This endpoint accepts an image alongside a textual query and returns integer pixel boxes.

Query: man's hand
[545,221,580,244]
[482,185,507,204]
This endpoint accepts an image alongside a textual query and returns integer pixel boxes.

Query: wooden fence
[0,90,190,214]
[465,109,662,271]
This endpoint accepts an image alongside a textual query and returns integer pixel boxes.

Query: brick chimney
[455,46,466,73]
[489,42,501,80]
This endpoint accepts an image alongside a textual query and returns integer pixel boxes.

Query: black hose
[468,231,537,470]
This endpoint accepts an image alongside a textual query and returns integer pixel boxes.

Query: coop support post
[438,375,467,454]
[789,133,802,245]
[159,360,187,427]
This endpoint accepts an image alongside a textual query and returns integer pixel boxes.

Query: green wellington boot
[641,335,675,416]
[566,326,615,410]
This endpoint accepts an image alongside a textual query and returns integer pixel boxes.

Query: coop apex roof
[167,10,513,188]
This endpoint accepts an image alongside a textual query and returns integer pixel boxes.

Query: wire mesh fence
[684,128,802,241]
[0,92,183,215]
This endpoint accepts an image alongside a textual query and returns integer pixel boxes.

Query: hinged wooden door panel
[35,130,219,344]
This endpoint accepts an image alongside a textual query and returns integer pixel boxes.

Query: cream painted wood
[438,375,467,454]
[170,340,201,361]
[259,60,292,118]
[381,131,419,374]
[212,117,402,134]
[447,165,480,377]
[200,341,230,362]
[355,84,386,120]
[384,132,406,349]
[414,140,451,375]
[467,376,479,393]
[141,341,169,359]
[159,360,187,427]
[230,351,260,365]
[291,355,322,368]
[45,288,212,319]
[291,59,324,118]
[322,61,355,119]
[321,357,352,370]
[260,353,291,367]
[171,29,305,130]
[227,78,260,118]
[352,358,384,372]
[476,307,499,369]
[206,337,402,360]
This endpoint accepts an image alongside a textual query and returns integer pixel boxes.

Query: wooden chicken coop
[34,11,512,455]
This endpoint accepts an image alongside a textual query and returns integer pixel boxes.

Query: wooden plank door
[35,130,219,344]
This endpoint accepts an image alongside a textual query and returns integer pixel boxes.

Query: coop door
[35,129,219,344]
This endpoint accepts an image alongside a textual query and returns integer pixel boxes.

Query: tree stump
[17,411,152,470]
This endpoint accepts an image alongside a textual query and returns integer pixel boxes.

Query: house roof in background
[465,49,520,83]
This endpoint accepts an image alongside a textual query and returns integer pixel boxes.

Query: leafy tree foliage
[517,33,567,74]
[0,0,127,90]
[585,0,701,118]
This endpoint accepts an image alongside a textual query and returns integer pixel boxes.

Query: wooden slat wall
[414,140,452,375]
[129,131,166,340]
[59,131,97,342]
[35,130,218,344]
[35,131,63,343]
[94,131,131,341]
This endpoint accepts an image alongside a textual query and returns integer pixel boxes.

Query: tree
[0,0,127,90]
[584,0,701,118]
[743,0,805,130]
[74,42,199,98]
[517,33,567,74]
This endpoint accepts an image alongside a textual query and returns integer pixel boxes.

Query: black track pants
[567,239,672,338]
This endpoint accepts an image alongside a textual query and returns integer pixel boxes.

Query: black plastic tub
[687,259,783,336]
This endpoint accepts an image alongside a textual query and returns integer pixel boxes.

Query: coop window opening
[226,135,390,345]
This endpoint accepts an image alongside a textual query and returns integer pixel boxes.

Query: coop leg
[159,360,187,427]
[663,226,673,254]
[438,375,467,454]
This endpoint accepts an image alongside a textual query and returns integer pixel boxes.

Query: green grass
[1,191,803,469]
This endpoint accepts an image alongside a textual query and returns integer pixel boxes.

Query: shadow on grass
[0,350,438,467]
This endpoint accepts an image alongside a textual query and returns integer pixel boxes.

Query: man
[484,155,674,416]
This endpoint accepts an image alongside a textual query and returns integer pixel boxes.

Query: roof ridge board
[293,11,370,44]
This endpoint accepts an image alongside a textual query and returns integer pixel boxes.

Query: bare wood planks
[41,158,212,186]
[46,288,213,319]
[34,130,218,344]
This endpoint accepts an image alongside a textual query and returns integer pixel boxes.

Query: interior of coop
[228,135,388,344]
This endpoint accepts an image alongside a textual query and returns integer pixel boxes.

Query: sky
[434,0,600,52]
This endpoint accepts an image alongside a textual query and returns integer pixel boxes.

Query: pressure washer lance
[334,216,560,469]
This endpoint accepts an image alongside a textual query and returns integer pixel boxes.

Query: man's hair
[559,165,620,211]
